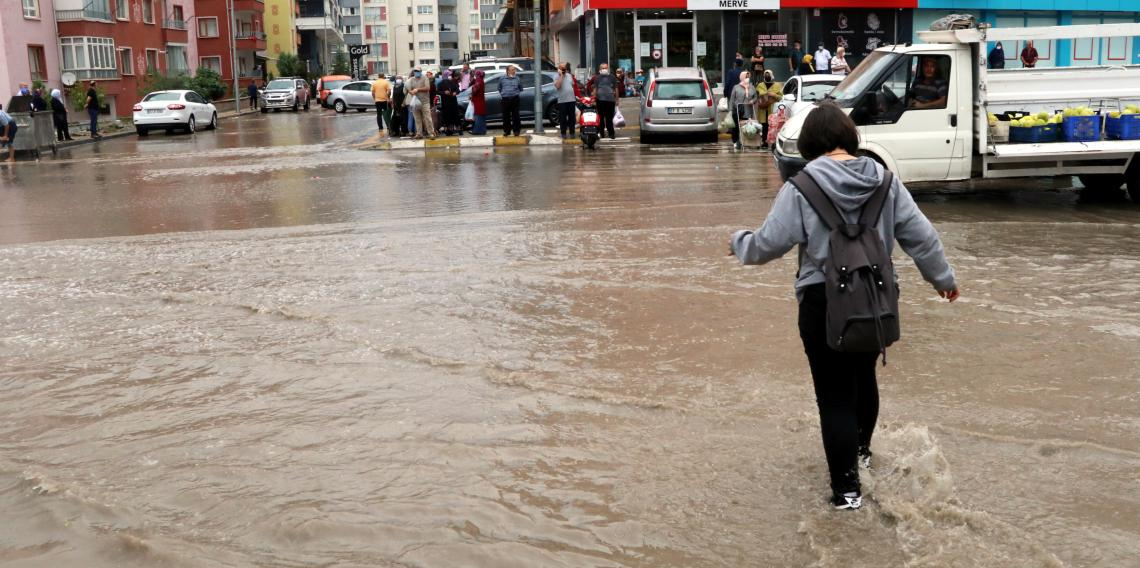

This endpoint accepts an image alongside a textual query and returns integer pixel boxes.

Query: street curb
[356,132,639,151]
[54,107,259,150]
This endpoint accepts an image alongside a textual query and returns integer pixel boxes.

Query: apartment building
[476,0,509,57]
[1,0,64,100]
[296,0,344,74]
[264,0,301,75]
[194,0,266,89]
[53,0,196,117]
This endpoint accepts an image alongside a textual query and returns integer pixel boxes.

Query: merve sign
[686,0,778,9]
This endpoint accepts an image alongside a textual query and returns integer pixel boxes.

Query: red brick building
[193,0,267,94]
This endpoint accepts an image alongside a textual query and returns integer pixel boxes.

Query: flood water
[1,112,1138,567]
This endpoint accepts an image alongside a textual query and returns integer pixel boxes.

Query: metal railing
[164,18,187,30]
[56,8,113,21]
[235,30,267,40]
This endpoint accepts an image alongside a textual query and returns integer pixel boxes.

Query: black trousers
[501,96,521,135]
[558,101,576,136]
[390,105,406,135]
[596,99,615,138]
[53,113,71,141]
[798,284,880,495]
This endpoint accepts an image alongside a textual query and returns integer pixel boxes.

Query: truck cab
[774,22,1140,202]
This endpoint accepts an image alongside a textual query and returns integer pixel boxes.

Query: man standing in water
[728,103,959,510]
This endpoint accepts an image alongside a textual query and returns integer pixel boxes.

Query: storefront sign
[641,44,650,57]
[686,0,777,9]
[757,33,788,48]
[820,9,897,58]
[697,41,707,56]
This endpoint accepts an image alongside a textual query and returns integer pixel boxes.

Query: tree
[276,53,304,78]
[189,67,227,101]
[332,50,349,75]
[137,71,189,97]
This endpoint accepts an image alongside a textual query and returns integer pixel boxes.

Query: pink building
[0,0,64,100]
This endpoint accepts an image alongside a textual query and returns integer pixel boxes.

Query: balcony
[163,19,189,41]
[235,30,268,50]
[437,0,457,6]
[56,8,113,22]
[439,31,458,44]
[439,13,458,26]
[233,0,264,12]
[440,48,460,65]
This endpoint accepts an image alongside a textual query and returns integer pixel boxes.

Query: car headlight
[780,137,800,156]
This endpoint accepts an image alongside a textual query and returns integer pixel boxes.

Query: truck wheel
[1077,174,1125,198]
[1126,156,1140,204]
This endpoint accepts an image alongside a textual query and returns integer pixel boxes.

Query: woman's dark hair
[797,101,861,161]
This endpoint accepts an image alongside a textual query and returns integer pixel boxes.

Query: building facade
[195,0,267,90]
[264,0,301,75]
[296,0,345,74]
[1,0,64,100]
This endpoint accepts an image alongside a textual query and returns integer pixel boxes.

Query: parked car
[260,77,311,112]
[776,74,842,120]
[638,67,717,143]
[449,57,557,75]
[456,71,563,127]
[132,90,218,135]
[316,75,352,107]
[327,81,376,113]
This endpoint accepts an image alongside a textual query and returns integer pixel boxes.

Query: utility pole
[532,0,542,133]
[228,0,239,112]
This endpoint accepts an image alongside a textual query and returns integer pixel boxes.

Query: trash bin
[5,95,57,159]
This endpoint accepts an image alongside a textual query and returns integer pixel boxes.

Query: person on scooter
[589,63,619,139]
[555,62,578,139]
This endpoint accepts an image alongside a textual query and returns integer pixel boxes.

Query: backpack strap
[789,171,845,231]
[858,169,894,228]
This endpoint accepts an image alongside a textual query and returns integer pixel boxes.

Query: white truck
[773,22,1140,203]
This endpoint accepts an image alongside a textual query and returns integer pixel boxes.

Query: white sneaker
[831,491,863,511]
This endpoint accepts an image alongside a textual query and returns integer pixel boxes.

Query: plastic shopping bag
[719,112,735,133]
[717,97,728,113]
[613,108,626,128]
[464,103,474,122]
[408,95,421,110]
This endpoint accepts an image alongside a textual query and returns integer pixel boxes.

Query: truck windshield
[829,51,901,107]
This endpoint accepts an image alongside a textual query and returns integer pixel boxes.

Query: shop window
[696,11,721,86]
[609,11,634,73]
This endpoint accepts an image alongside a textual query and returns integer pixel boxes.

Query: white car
[327,81,376,113]
[133,90,217,135]
[776,75,843,120]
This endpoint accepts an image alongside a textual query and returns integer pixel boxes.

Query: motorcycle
[577,96,600,149]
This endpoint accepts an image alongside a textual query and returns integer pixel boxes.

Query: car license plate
[667,107,692,114]
[147,109,163,114]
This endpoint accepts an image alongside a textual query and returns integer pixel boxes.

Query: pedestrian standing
[498,66,523,137]
[390,76,407,137]
[615,68,627,98]
[555,62,577,139]
[371,73,392,135]
[725,57,744,101]
[458,63,472,91]
[814,42,832,74]
[750,47,766,85]
[728,102,959,511]
[405,67,435,139]
[0,104,18,163]
[987,42,1006,70]
[829,47,850,76]
[789,41,804,76]
[470,70,488,135]
[50,89,73,142]
[590,63,619,139]
[17,83,30,96]
[248,81,259,109]
[728,71,756,151]
[1020,40,1039,68]
[85,81,102,140]
[755,70,782,150]
[798,54,816,76]
[438,70,461,135]
[426,71,438,132]
[31,89,48,112]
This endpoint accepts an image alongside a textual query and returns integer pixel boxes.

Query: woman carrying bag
[728,71,757,151]
[470,70,487,135]
[755,70,782,150]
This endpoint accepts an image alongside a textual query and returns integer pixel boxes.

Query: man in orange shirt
[371,73,392,135]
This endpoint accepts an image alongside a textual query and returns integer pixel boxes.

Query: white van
[773,22,1140,202]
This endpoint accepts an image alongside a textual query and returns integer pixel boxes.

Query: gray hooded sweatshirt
[731,156,956,299]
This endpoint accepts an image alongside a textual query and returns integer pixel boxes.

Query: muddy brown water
[1,115,1138,566]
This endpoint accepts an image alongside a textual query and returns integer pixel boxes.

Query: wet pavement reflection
[1,111,1138,567]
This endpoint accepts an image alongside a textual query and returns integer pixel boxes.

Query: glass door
[638,23,664,73]
[666,22,694,67]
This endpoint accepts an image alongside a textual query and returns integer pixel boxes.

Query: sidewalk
[54,106,261,150]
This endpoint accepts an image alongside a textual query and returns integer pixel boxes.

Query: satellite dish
[61,72,77,87]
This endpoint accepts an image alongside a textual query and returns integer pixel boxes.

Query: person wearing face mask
[590,63,619,139]
[470,70,488,135]
[406,67,435,140]
[390,75,408,137]
[499,66,524,137]
[755,70,783,150]
[725,57,744,101]
[728,71,757,151]
[555,62,578,139]
[814,42,832,74]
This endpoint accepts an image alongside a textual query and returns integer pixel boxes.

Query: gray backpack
[790,170,900,361]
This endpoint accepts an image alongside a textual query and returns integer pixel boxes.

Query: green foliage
[332,50,349,75]
[68,83,105,112]
[276,53,304,78]
[32,79,46,93]
[189,67,227,101]
[137,71,190,97]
